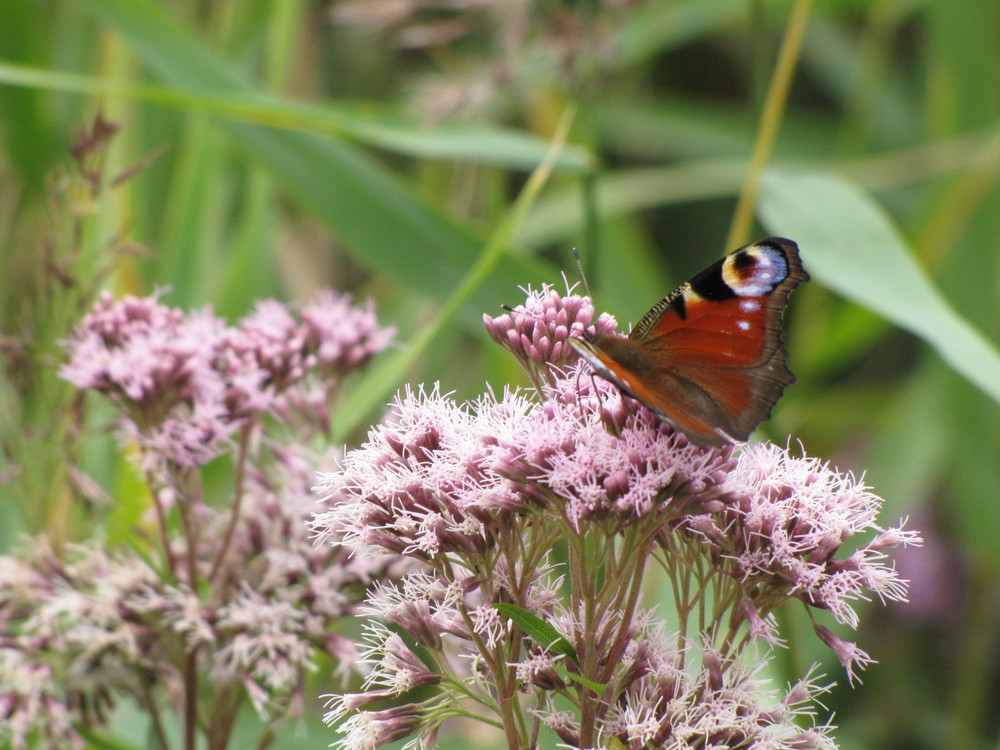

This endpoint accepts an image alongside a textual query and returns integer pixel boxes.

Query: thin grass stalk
[726,0,813,250]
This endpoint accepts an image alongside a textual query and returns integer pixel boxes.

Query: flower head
[328,703,424,750]
[684,442,921,677]
[313,367,735,560]
[528,631,838,750]
[0,649,82,750]
[61,290,394,472]
[4,283,398,748]
[60,291,227,424]
[315,284,919,749]
[302,290,395,374]
[483,281,617,387]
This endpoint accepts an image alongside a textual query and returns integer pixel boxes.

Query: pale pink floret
[540,635,837,750]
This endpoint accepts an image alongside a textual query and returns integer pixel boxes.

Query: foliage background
[1,1,999,749]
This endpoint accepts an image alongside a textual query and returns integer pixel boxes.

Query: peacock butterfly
[570,237,808,446]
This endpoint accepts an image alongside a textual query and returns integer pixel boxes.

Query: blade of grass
[726,0,813,250]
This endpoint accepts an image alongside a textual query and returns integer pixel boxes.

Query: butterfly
[570,237,809,446]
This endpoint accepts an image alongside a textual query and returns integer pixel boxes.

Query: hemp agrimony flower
[313,283,920,750]
[0,290,396,750]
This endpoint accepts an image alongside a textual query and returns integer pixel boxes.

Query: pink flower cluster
[1,287,398,749]
[313,284,920,750]
[60,289,394,468]
[545,632,836,749]
[0,451,399,747]
[313,373,736,560]
[483,282,618,386]
[686,442,920,681]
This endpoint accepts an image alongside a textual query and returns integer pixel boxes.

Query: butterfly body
[571,238,808,446]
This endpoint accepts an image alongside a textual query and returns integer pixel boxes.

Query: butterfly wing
[573,238,808,444]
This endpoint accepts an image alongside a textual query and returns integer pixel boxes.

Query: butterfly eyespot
[721,245,791,297]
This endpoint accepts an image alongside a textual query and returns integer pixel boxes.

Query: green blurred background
[1,1,999,748]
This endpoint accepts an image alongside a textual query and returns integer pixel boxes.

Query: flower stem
[599,533,651,686]
[183,648,199,750]
[145,465,179,582]
[139,676,172,750]
[208,422,252,585]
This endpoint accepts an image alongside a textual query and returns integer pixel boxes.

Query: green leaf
[562,669,608,695]
[516,160,745,248]
[494,603,579,665]
[759,169,1000,406]
[0,62,593,173]
[73,725,144,750]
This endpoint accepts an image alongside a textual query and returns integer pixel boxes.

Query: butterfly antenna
[572,248,594,300]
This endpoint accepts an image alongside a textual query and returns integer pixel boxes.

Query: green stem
[146,470,179,582]
[568,527,598,748]
[598,533,651,686]
[449,557,523,748]
[174,477,201,588]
